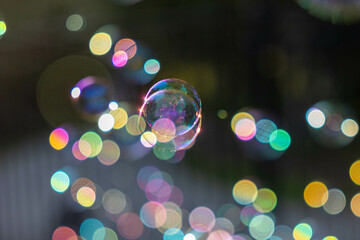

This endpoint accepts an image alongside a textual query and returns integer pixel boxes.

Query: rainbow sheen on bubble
[140,79,202,152]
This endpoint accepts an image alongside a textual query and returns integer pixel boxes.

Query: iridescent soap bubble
[140,79,202,152]
[71,76,113,121]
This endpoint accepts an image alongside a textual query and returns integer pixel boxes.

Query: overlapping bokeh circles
[305,100,359,147]
[304,181,329,208]
[37,56,112,126]
[231,110,290,160]
[140,79,202,155]
[80,218,105,240]
[140,201,167,228]
[322,188,346,215]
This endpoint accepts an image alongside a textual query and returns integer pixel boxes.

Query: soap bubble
[140,79,202,152]
[71,76,113,121]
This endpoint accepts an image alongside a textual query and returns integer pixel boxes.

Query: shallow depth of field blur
[1,0,360,239]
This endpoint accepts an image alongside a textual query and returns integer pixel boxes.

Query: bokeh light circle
[341,118,359,137]
[304,181,329,208]
[249,215,275,240]
[144,59,160,75]
[80,218,105,240]
[293,223,312,240]
[52,226,77,240]
[235,118,257,141]
[351,193,360,217]
[0,21,6,35]
[117,212,144,239]
[112,51,128,67]
[233,179,258,205]
[323,188,346,215]
[76,186,96,207]
[66,14,84,31]
[350,160,360,185]
[97,140,120,166]
[306,108,326,129]
[269,129,291,151]
[189,206,216,233]
[90,32,112,55]
[51,170,70,193]
[49,128,69,150]
[140,201,167,228]
[98,113,115,132]
[253,188,277,213]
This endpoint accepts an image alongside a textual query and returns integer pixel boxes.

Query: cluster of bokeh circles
[306,100,359,148]
[41,8,360,240]
[231,110,291,161]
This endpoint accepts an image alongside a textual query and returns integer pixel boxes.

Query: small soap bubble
[140,79,202,152]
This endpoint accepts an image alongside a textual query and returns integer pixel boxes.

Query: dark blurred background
[1,0,360,239]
